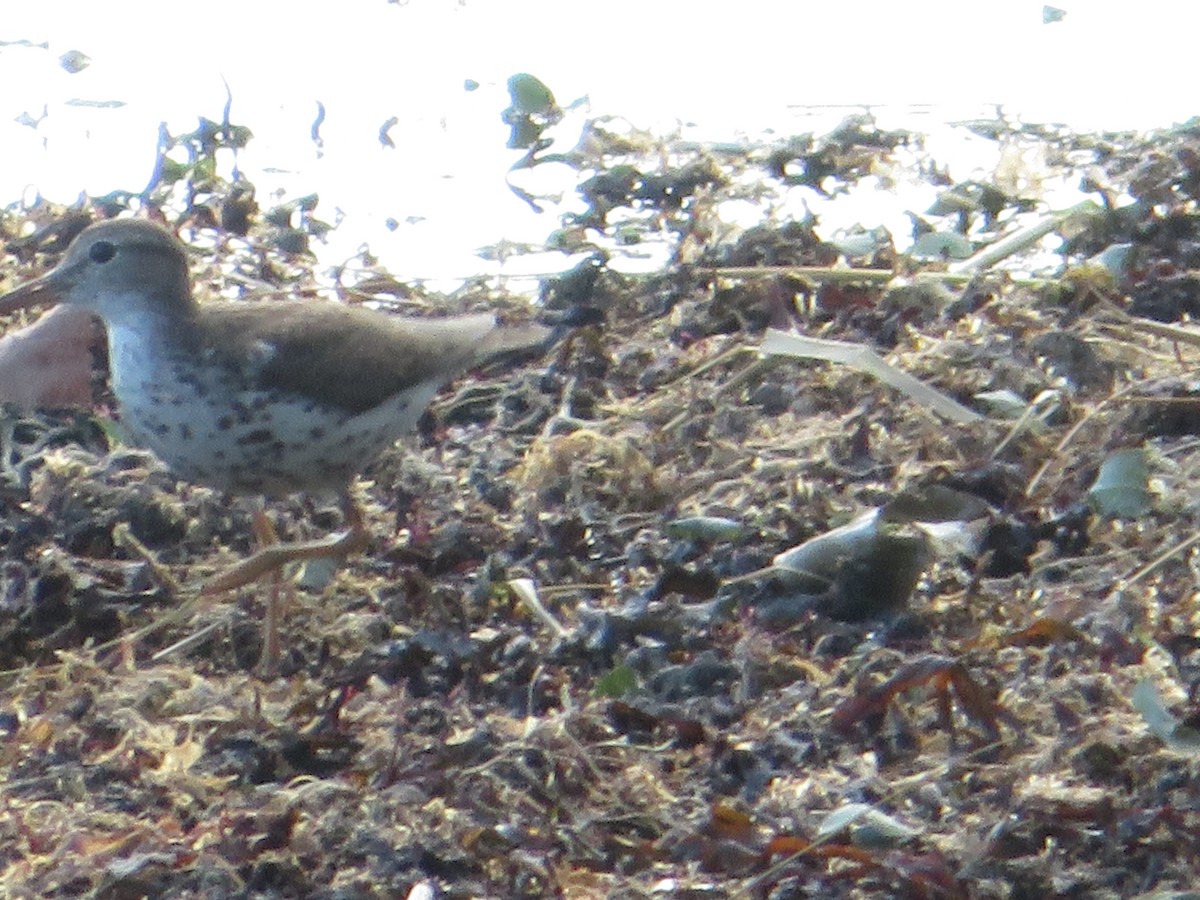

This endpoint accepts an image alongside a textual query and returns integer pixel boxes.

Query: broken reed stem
[705,265,1052,288]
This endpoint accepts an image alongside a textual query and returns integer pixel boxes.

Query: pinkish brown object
[0,304,102,409]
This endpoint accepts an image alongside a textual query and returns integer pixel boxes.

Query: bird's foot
[200,498,370,595]
[198,496,370,674]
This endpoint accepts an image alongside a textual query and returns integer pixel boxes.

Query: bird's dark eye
[89,240,116,263]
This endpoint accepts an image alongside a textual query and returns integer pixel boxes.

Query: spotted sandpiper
[0,217,548,649]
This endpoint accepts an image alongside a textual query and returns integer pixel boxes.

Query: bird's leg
[250,507,285,673]
[200,492,371,595]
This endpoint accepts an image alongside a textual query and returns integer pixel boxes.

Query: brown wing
[194,302,528,414]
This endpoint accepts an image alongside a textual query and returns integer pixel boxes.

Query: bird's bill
[0,268,69,315]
